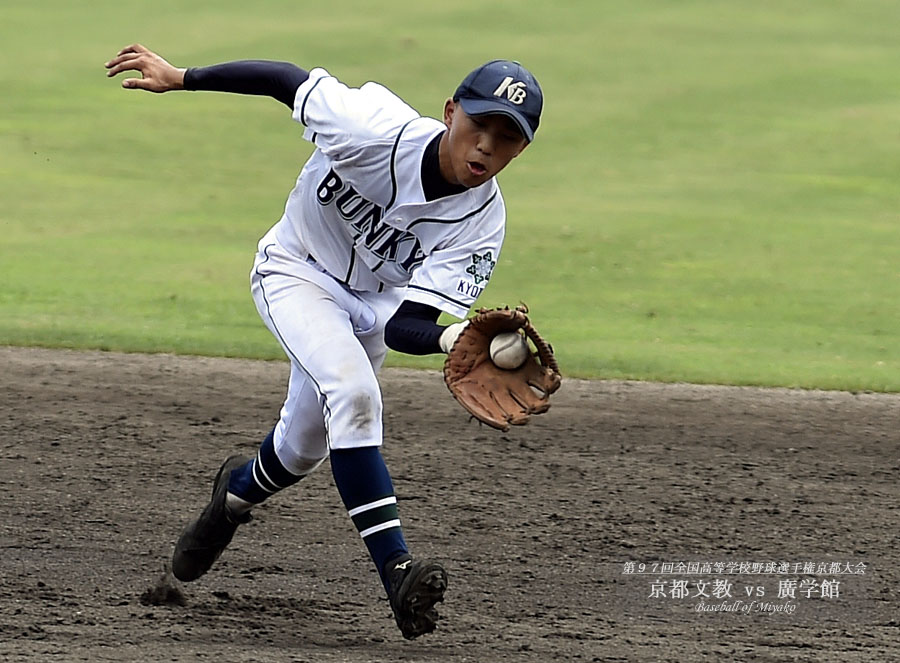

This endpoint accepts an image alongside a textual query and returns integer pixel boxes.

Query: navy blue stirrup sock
[228,428,304,504]
[330,446,409,593]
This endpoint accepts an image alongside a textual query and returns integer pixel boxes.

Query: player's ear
[443,98,456,129]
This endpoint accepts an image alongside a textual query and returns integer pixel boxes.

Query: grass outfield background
[2,1,898,391]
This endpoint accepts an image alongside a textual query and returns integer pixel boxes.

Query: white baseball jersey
[271,67,506,319]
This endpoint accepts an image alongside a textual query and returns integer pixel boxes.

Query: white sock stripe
[251,462,276,494]
[254,453,284,491]
[347,496,397,517]
[359,519,402,539]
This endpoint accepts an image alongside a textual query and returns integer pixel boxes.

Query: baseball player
[105,44,543,640]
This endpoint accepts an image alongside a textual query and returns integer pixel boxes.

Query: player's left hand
[105,44,186,93]
[443,305,561,431]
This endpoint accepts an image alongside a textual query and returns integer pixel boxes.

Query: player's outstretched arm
[107,45,309,108]
[105,44,186,92]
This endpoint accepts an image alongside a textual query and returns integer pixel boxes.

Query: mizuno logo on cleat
[394,560,412,570]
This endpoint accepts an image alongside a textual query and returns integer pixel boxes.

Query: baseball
[490,332,530,370]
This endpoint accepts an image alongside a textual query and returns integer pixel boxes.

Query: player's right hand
[105,44,186,93]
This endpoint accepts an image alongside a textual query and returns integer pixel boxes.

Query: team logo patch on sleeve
[466,251,496,285]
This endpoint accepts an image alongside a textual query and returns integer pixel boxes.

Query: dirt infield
[1,346,898,662]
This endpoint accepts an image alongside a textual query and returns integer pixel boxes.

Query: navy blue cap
[453,59,543,141]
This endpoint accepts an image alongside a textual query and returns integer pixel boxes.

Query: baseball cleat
[387,555,448,640]
[171,455,252,582]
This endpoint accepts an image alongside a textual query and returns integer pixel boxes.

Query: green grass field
[2,1,898,391]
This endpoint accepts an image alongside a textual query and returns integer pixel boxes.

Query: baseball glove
[443,305,561,431]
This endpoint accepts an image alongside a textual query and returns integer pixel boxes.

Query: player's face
[440,100,529,188]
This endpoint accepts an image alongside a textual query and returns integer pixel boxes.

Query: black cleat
[387,554,448,640]
[171,455,252,582]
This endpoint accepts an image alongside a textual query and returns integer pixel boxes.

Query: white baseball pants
[249,227,405,476]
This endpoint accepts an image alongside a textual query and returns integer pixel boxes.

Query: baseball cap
[453,60,543,141]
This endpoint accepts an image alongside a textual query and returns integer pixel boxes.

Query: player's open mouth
[467,161,487,177]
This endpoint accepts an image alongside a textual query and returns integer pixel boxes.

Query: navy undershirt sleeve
[384,300,446,355]
[183,60,310,109]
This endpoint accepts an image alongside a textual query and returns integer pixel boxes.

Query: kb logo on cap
[493,76,527,105]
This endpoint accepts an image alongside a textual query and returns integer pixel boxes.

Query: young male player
[105,44,543,639]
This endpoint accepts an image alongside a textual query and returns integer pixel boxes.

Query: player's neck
[436,131,462,187]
